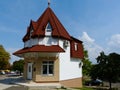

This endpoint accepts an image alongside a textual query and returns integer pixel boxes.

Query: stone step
[17,82,79,90]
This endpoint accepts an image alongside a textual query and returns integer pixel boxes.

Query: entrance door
[27,63,33,80]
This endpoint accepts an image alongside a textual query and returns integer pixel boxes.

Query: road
[0,75,26,90]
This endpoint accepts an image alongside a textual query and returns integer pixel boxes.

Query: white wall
[24,40,30,47]
[42,37,58,46]
[59,39,82,80]
[24,38,39,48]
[24,37,83,81]
[24,37,58,47]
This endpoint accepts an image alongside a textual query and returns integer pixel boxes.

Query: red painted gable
[70,37,84,59]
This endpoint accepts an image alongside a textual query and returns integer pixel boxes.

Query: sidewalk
[0,76,79,90]
[17,81,62,90]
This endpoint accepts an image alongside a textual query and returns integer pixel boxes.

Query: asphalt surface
[0,75,62,90]
[0,75,26,90]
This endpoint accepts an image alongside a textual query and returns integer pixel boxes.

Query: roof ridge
[49,8,61,37]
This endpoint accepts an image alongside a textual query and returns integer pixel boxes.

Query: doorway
[27,63,33,80]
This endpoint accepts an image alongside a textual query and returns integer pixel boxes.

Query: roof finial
[48,0,50,7]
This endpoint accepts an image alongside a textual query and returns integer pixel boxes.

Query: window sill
[41,74,54,77]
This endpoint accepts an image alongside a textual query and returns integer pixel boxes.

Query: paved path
[0,75,79,90]
[0,75,25,90]
[0,84,25,90]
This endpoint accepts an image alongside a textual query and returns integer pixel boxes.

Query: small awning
[13,45,65,56]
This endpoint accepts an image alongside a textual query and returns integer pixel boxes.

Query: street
[0,75,26,90]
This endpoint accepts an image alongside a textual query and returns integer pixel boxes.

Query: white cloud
[107,34,120,53]
[79,32,103,63]
[108,34,120,47]
[79,32,120,64]
[81,32,95,43]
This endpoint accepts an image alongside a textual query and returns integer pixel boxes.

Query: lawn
[76,87,95,90]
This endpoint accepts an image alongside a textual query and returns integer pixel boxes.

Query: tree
[0,45,10,70]
[82,50,92,76]
[12,59,24,75]
[91,52,120,89]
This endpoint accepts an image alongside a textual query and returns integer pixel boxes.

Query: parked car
[0,70,5,75]
[85,79,103,86]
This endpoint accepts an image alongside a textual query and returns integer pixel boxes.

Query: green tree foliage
[12,59,24,75]
[0,45,10,70]
[91,52,120,89]
[82,50,92,76]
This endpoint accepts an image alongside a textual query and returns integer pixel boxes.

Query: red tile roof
[23,7,71,42]
[13,7,84,59]
[13,45,65,55]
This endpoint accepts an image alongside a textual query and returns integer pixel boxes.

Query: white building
[13,6,84,88]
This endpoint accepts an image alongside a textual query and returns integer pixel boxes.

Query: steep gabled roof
[23,7,71,42]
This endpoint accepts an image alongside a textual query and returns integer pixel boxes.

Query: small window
[46,22,52,32]
[30,29,33,38]
[42,61,54,76]
[74,43,78,51]
[29,66,31,72]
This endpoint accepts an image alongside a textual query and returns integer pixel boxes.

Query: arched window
[46,22,52,32]
[45,22,52,36]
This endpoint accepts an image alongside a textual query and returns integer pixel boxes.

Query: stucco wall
[23,56,59,82]
[24,37,58,48]
[59,39,82,81]
[23,38,82,83]
[60,77,82,88]
[33,57,59,82]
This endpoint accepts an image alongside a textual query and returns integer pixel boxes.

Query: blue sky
[0,0,120,63]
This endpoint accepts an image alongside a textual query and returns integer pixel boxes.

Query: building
[13,4,84,88]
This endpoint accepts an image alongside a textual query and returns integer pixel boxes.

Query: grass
[76,87,95,90]
[77,87,119,90]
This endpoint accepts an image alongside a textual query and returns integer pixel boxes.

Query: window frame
[45,22,52,32]
[30,29,33,38]
[41,61,54,76]
[74,42,78,51]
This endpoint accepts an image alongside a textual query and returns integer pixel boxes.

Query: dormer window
[30,29,33,38]
[46,22,52,32]
[74,43,78,51]
[45,22,52,36]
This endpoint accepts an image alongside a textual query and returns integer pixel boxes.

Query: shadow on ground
[0,76,24,84]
